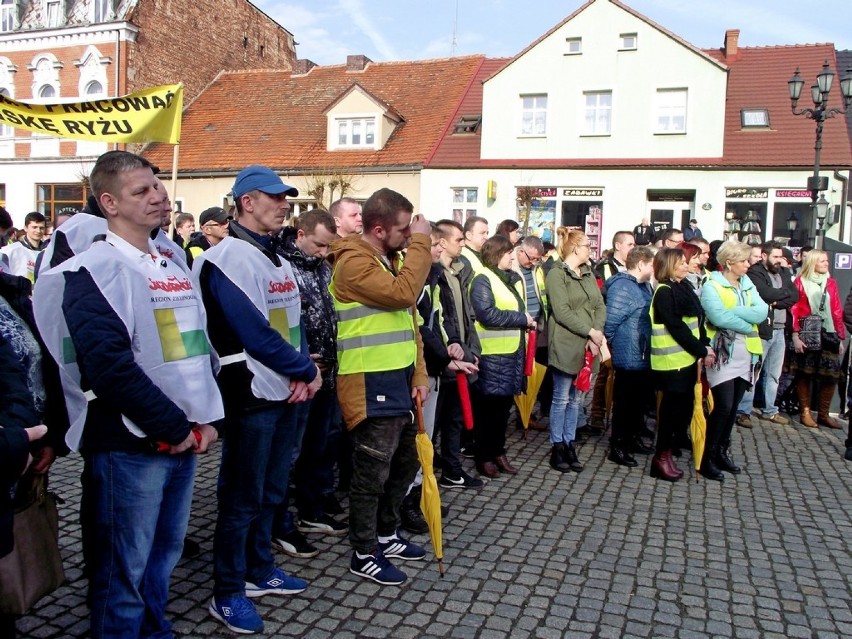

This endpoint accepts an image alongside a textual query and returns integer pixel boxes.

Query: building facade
[0,0,295,224]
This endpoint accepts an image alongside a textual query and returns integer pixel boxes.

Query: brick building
[0,0,295,223]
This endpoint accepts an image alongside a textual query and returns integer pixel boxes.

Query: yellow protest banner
[0,84,183,144]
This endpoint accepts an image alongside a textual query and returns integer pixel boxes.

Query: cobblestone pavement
[16,412,852,639]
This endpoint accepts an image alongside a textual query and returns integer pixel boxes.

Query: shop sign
[517,187,557,198]
[562,188,603,197]
[725,187,768,199]
[835,254,852,270]
[775,190,812,198]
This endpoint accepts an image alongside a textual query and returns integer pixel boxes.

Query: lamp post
[787,211,798,241]
[788,61,852,249]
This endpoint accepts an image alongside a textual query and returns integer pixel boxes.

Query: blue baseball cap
[232,165,299,199]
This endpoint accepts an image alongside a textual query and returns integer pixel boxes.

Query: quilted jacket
[603,272,652,370]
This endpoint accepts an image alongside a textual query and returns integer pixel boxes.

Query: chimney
[346,54,373,72]
[292,59,317,75]
[723,29,740,61]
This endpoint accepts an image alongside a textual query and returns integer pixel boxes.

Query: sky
[256,0,852,67]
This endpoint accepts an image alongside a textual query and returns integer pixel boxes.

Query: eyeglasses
[520,248,541,264]
[577,243,591,249]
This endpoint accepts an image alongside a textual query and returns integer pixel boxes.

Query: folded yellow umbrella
[415,394,444,576]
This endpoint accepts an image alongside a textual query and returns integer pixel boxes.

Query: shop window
[36,183,88,219]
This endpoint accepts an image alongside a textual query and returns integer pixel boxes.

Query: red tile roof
[144,56,485,173]
[425,58,509,168]
[425,44,852,170]
[706,44,852,168]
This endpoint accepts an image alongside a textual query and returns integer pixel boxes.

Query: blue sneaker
[245,567,308,597]
[378,532,427,561]
[209,595,263,634]
[350,549,407,585]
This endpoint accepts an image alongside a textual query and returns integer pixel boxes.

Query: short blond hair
[716,240,751,270]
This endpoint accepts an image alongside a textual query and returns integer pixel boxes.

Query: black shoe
[460,445,475,459]
[629,437,654,455]
[845,447,852,461]
[272,529,320,558]
[438,470,484,489]
[321,493,345,516]
[563,442,584,473]
[699,454,725,482]
[714,448,741,474]
[549,444,571,473]
[400,496,429,535]
[181,537,202,559]
[607,446,638,468]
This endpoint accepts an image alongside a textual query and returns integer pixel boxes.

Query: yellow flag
[0,84,183,144]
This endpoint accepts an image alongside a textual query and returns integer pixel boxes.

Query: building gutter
[834,170,849,243]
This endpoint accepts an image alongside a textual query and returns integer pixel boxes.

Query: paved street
[17,412,852,639]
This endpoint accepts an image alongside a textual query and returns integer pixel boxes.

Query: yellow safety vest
[461,246,486,283]
[649,284,700,371]
[330,257,417,374]
[473,268,525,356]
[534,266,549,319]
[704,280,763,356]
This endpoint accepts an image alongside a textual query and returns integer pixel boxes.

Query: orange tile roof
[144,56,485,173]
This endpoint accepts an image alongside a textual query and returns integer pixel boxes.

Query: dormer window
[741,108,770,128]
[336,117,376,148]
[453,114,481,134]
[565,37,582,55]
[620,33,637,50]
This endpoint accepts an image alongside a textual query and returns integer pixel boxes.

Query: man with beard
[739,241,799,425]
[328,188,432,585]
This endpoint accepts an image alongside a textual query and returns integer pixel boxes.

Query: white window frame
[333,115,377,149]
[519,94,547,137]
[654,88,687,134]
[565,37,582,55]
[741,108,770,128]
[0,0,16,32]
[582,91,612,136]
[620,33,638,50]
[44,0,63,28]
[92,0,113,23]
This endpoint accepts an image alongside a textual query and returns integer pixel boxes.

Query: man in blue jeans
[737,242,798,426]
[34,150,222,638]
[194,165,322,634]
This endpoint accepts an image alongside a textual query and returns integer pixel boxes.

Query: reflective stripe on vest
[473,268,524,356]
[330,257,417,374]
[535,266,549,319]
[704,280,763,356]
[649,283,699,371]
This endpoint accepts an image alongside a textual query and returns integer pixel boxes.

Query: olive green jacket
[545,262,606,375]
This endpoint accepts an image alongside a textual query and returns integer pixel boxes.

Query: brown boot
[495,454,518,475]
[796,378,818,428]
[650,451,680,482]
[661,450,684,479]
[817,383,843,429]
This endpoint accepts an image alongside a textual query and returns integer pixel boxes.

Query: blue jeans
[213,404,299,598]
[550,369,582,445]
[738,330,784,416]
[272,399,313,537]
[86,450,196,639]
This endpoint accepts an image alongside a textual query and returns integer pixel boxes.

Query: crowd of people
[1,149,852,637]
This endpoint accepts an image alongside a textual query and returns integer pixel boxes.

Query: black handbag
[800,288,840,353]
[821,328,841,353]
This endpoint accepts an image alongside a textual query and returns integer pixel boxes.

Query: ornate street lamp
[788,61,852,248]
[814,195,830,242]
[786,211,799,238]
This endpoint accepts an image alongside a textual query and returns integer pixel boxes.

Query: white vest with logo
[33,237,224,451]
[0,241,41,282]
[193,236,303,402]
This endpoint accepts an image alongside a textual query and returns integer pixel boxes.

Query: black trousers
[612,368,651,445]
[472,390,513,463]
[707,377,750,452]
[656,388,694,453]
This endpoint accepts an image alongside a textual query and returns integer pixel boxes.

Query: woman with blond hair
[789,249,846,428]
[544,229,606,473]
[701,241,768,480]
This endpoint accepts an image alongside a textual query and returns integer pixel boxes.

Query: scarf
[802,272,834,332]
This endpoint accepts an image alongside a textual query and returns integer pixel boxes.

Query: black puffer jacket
[469,267,527,396]
[277,227,337,390]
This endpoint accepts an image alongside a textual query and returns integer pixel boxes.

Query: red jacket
[791,276,846,340]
